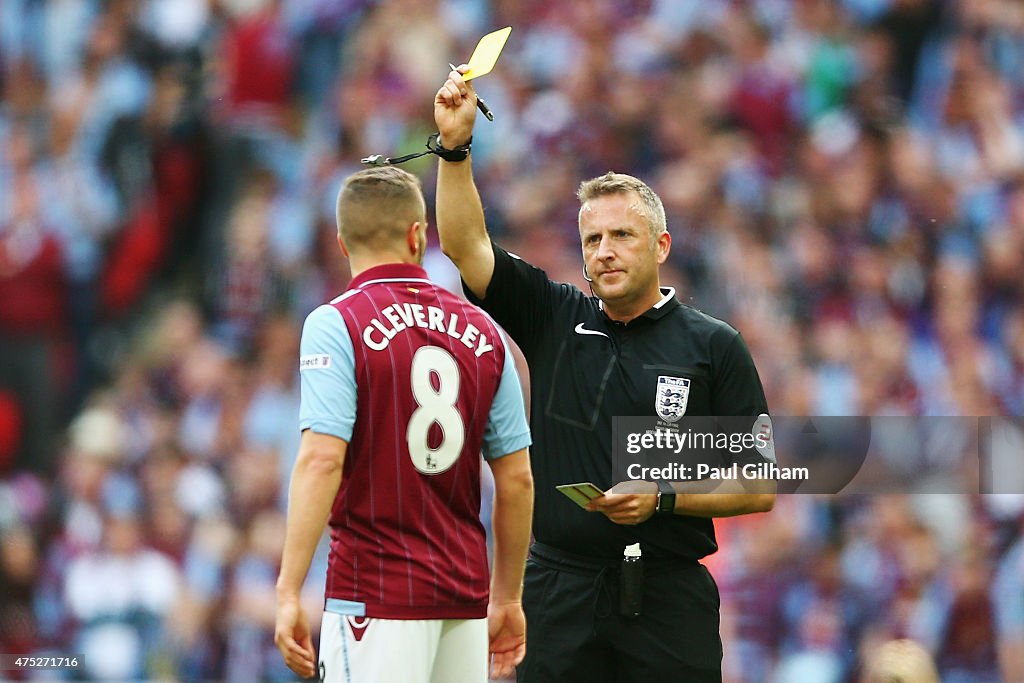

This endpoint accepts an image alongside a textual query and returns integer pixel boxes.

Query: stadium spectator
[0,123,67,472]
[862,638,940,683]
[0,525,42,657]
[63,513,180,680]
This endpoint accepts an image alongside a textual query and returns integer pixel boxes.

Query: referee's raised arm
[433,65,495,300]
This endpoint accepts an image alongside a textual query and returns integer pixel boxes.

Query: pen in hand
[449,63,494,121]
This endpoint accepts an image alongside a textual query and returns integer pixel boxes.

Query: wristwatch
[655,480,676,516]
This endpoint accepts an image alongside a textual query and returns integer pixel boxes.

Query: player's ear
[337,233,351,258]
[406,221,422,256]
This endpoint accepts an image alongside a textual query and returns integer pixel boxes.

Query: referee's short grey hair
[577,172,667,237]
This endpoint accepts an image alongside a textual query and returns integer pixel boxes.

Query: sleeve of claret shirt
[481,330,532,461]
[298,304,357,441]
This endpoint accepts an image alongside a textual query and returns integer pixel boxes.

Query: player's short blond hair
[577,172,667,237]
[336,167,426,252]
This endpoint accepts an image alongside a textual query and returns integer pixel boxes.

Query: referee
[433,69,776,682]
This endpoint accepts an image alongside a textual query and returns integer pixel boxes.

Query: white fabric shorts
[319,609,488,683]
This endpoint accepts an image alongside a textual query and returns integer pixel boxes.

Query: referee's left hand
[587,482,657,525]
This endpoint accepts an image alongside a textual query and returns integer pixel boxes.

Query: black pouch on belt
[619,549,643,617]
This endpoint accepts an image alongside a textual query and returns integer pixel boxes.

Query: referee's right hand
[434,64,477,149]
[587,481,659,525]
[275,595,317,679]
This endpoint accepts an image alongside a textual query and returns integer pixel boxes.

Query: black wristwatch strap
[656,480,676,515]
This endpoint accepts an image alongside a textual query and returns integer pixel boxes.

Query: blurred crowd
[0,0,1022,681]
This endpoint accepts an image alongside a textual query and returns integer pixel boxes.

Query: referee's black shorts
[517,543,723,683]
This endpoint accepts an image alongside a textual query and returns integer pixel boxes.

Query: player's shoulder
[442,288,509,342]
[319,281,395,321]
[430,281,494,316]
[304,302,346,328]
[324,284,371,311]
[328,287,362,306]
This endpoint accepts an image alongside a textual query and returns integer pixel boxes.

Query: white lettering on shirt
[360,304,495,356]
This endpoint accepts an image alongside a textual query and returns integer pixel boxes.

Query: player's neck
[348,254,421,279]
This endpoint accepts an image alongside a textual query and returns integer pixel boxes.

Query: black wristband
[360,133,472,166]
[428,133,472,162]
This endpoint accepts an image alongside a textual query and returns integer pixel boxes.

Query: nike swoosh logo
[574,323,609,338]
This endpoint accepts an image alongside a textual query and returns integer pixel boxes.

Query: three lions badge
[655,376,690,423]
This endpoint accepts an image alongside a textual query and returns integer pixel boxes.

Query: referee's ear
[655,230,672,264]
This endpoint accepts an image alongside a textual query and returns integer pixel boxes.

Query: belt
[529,542,699,575]
[529,543,702,620]
[530,542,619,573]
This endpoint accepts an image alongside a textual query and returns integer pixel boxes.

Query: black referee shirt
[466,243,770,561]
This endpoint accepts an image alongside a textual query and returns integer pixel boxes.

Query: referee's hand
[434,64,477,149]
[587,482,658,525]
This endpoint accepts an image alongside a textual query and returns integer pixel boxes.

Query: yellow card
[555,482,605,509]
[461,26,512,81]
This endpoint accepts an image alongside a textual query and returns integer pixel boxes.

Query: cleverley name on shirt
[362,303,495,357]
